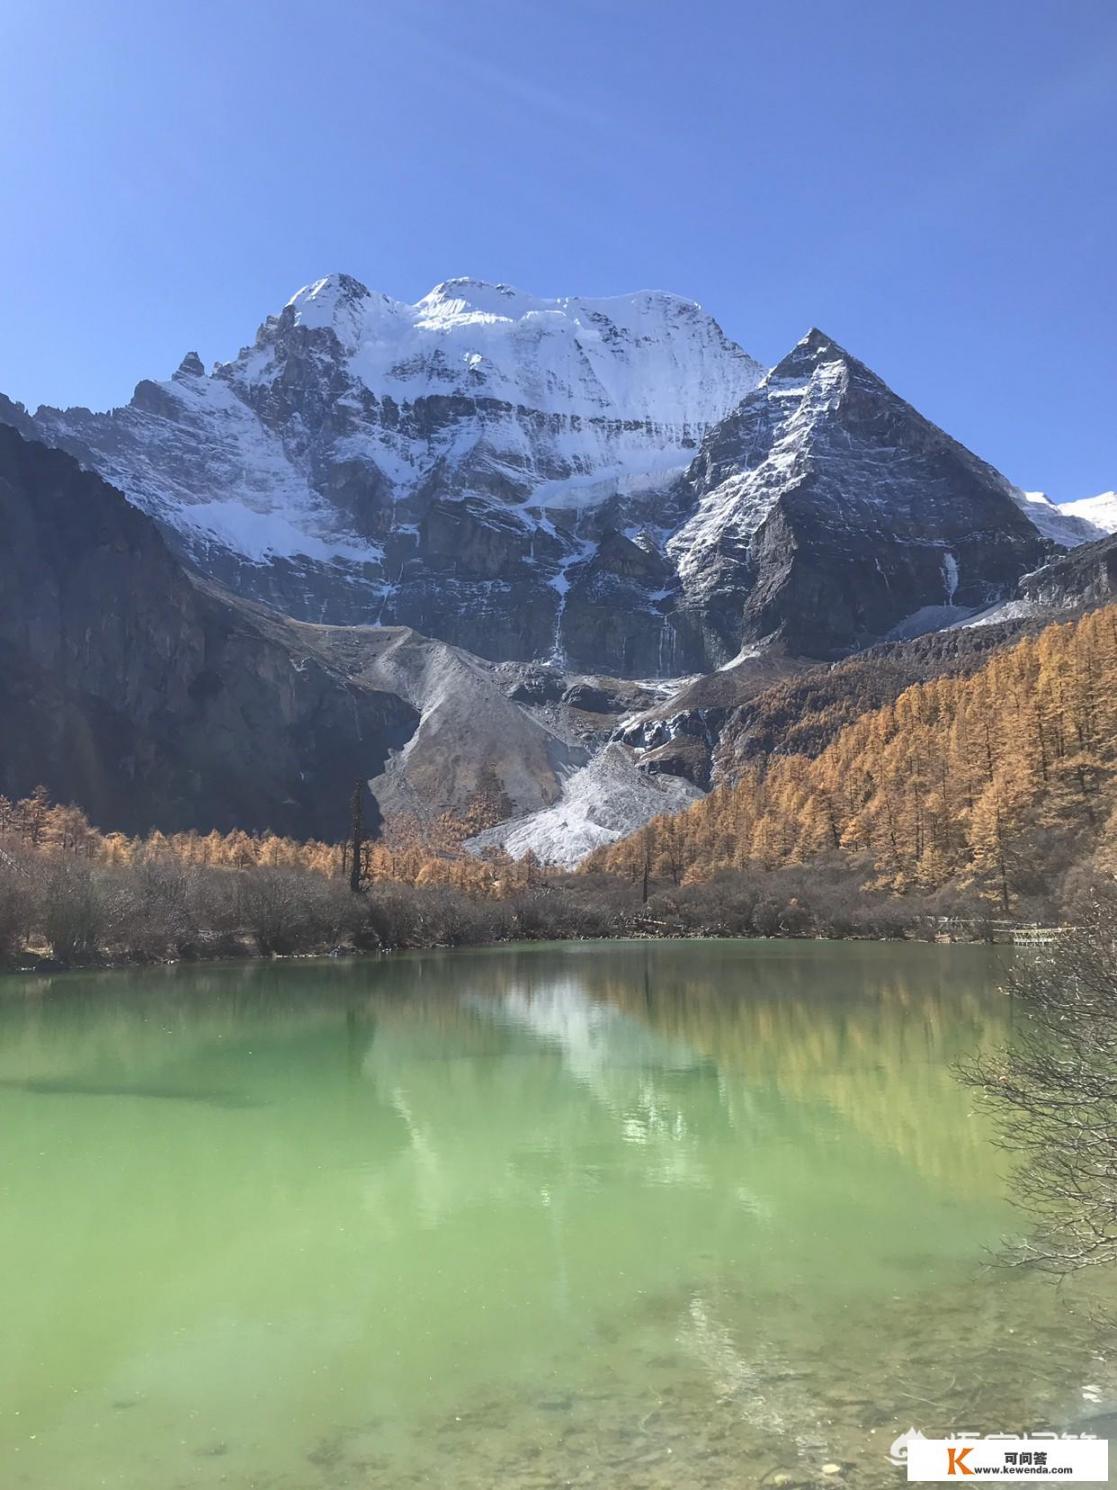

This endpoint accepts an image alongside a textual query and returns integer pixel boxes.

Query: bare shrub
[963,885,1117,1274]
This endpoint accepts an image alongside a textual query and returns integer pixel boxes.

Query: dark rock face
[0,427,416,837]
[1019,533,1117,612]
[561,682,616,714]
[499,664,567,705]
[636,737,714,789]
[668,331,1053,660]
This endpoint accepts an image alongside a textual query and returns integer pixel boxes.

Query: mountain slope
[290,623,589,822]
[666,330,1057,659]
[0,425,417,836]
[9,276,762,669]
[0,425,701,845]
[1017,530,1117,613]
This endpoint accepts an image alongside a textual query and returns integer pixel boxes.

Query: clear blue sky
[2,0,1114,500]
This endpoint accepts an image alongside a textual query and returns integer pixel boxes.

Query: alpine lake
[1,941,1113,1489]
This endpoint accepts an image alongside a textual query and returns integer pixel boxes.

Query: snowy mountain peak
[407,280,741,352]
[666,328,1058,657]
[761,328,854,394]
[15,274,766,662]
[792,326,843,358]
[1017,491,1111,545]
[222,274,764,436]
[173,351,205,381]
[1056,490,1117,535]
[416,277,543,322]
[281,272,394,349]
[286,271,373,316]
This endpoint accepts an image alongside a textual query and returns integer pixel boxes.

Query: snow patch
[465,742,702,868]
[1015,490,1104,547]
[717,643,763,671]
[956,597,1044,629]
[1057,491,1117,535]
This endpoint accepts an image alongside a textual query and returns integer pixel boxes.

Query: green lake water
[0,940,1111,1489]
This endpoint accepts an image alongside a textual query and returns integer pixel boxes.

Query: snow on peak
[30,273,765,577]
[236,273,765,438]
[283,273,405,350]
[415,278,548,324]
[286,272,372,318]
[794,326,840,355]
[1057,490,1117,536]
[414,278,712,327]
[1015,490,1106,547]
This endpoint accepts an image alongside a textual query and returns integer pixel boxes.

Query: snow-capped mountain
[1024,489,1117,539]
[2,277,1106,673]
[664,330,1077,657]
[11,275,762,662]
[1030,488,1117,536]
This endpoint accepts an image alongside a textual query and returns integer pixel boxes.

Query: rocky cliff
[666,330,1060,659]
[0,425,703,850]
[0,425,416,837]
[1018,531,1117,612]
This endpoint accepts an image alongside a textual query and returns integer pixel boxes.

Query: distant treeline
[0,789,1010,965]
[0,830,1003,968]
[0,780,514,893]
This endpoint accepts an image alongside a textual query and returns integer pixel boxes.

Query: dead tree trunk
[349,783,365,894]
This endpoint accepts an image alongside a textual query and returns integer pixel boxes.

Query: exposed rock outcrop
[0,425,416,837]
[1018,532,1117,612]
[668,330,1055,660]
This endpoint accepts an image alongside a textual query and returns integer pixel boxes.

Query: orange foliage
[586,607,1117,911]
[0,783,527,898]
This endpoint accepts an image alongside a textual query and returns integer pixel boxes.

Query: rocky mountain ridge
[665,329,1057,658]
[6,277,762,668]
[5,275,1110,676]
